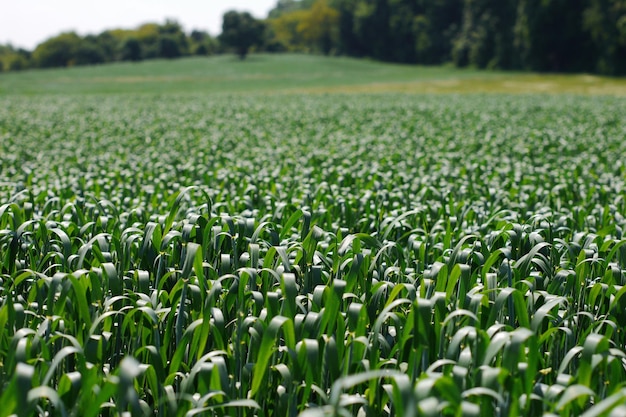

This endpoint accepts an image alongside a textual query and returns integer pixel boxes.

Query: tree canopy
[263,0,626,75]
[219,11,265,59]
[0,20,218,71]
[2,0,625,75]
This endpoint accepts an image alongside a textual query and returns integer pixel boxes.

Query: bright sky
[0,0,277,50]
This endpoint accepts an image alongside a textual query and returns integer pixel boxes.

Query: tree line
[0,20,218,71]
[1,0,625,75]
[261,0,626,75]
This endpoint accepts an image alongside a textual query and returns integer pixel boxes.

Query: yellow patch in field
[281,75,626,96]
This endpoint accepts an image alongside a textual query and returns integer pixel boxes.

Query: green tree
[515,0,593,72]
[189,30,217,55]
[157,35,182,58]
[269,0,340,54]
[121,37,143,61]
[583,0,626,75]
[0,46,31,71]
[219,11,266,59]
[387,0,418,63]
[93,31,121,62]
[269,0,316,18]
[352,0,392,60]
[268,9,309,51]
[452,0,517,69]
[415,0,463,64]
[157,20,189,57]
[74,37,106,65]
[133,23,161,59]
[333,0,363,56]
[32,32,82,68]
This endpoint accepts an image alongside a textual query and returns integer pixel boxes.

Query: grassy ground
[1,53,625,96]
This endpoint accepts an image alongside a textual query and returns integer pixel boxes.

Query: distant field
[1,54,625,95]
[1,55,626,416]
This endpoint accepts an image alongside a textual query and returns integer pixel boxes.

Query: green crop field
[1,55,626,416]
[2,54,626,96]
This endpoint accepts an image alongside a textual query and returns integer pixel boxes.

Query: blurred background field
[1,54,625,96]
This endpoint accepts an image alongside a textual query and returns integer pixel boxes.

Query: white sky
[0,0,277,50]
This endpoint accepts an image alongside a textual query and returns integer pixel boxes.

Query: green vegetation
[0,20,218,72]
[3,0,626,75]
[1,54,626,96]
[1,56,626,416]
[0,54,481,95]
[242,0,626,75]
[220,11,266,60]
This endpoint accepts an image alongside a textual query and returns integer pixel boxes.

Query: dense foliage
[0,20,218,71]
[3,0,626,74]
[267,0,626,75]
[1,93,626,416]
[219,11,266,60]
